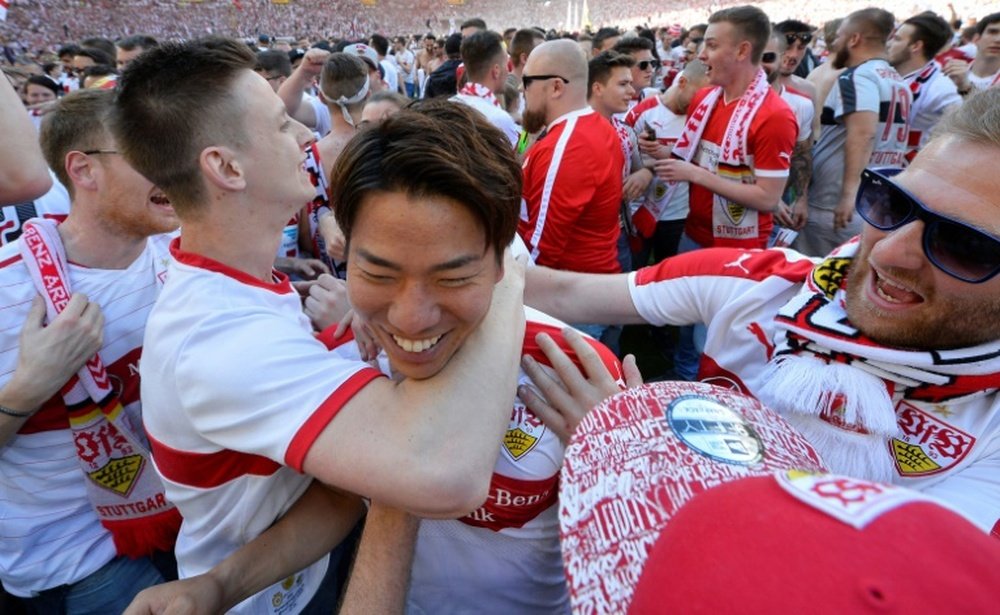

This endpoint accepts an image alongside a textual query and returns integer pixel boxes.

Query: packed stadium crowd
[2,0,1000,613]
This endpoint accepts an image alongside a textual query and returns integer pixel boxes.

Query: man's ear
[200,146,246,192]
[65,150,99,193]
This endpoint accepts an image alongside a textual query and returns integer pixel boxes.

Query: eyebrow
[356,249,482,273]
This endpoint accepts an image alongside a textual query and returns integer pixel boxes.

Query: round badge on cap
[559,381,826,615]
[666,394,763,465]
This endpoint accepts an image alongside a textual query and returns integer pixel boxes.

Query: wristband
[0,403,32,418]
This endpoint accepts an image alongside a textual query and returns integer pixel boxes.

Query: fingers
[558,327,617,389]
[533,331,588,392]
[24,295,46,327]
[622,354,644,389]
[333,309,354,339]
[517,382,573,443]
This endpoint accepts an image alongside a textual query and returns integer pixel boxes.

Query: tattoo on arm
[789,139,813,200]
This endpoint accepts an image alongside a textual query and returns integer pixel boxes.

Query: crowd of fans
[0,0,986,56]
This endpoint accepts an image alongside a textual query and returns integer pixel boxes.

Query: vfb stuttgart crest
[812,257,851,299]
[504,403,545,461]
[891,401,974,477]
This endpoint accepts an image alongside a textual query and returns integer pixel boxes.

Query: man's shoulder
[624,95,660,126]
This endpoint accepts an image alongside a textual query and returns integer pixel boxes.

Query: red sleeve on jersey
[285,367,385,472]
[750,93,799,173]
[634,247,815,286]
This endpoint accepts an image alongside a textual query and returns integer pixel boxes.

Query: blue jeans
[21,554,166,615]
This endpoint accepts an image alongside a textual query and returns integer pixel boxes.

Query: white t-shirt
[780,85,815,143]
[381,59,401,93]
[624,95,689,222]
[142,239,384,614]
[305,93,331,138]
[451,93,520,149]
[903,62,962,154]
[0,233,172,596]
[627,247,1000,535]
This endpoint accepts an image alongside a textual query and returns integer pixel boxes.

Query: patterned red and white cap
[559,381,1000,613]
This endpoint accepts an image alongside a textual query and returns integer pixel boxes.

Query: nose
[387,281,441,336]
[293,119,314,148]
[866,219,927,273]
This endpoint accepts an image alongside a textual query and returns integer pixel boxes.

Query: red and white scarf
[904,61,939,162]
[659,68,770,212]
[460,81,500,108]
[757,240,1000,481]
[18,219,180,557]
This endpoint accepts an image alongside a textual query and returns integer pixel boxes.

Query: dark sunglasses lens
[762,52,777,63]
[927,219,1000,282]
[522,76,534,87]
[800,33,813,44]
[857,175,910,228]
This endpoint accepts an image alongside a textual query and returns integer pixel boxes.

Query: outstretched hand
[518,327,643,443]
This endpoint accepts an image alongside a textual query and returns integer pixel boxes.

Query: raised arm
[277,48,329,128]
[524,265,644,326]
[0,73,52,204]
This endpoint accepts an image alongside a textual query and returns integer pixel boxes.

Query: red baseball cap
[560,382,1000,613]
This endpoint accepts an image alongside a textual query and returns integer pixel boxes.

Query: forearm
[0,75,51,204]
[277,72,316,126]
[338,505,418,615]
[691,166,782,211]
[0,373,56,447]
[207,483,365,611]
[790,139,813,201]
[840,117,876,202]
[524,265,643,325]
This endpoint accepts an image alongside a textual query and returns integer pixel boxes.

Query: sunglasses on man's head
[785,32,813,45]
[761,52,777,63]
[637,59,661,71]
[856,168,1000,283]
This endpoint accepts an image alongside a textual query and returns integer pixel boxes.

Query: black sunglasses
[785,32,813,45]
[856,168,1000,283]
[522,74,570,88]
[761,52,777,63]
[637,59,661,71]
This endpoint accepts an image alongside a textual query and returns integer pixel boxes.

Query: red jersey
[685,87,796,249]
[518,108,624,273]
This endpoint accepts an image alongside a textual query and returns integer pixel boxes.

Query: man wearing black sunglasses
[612,37,660,110]
[775,20,820,80]
[520,87,1000,540]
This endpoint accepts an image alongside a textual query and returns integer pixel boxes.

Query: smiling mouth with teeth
[873,270,923,304]
[392,334,443,353]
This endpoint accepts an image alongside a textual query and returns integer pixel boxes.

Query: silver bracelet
[0,404,32,418]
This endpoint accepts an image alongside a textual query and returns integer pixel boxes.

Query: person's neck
[547,101,589,127]
[894,55,929,77]
[588,98,613,120]
[57,207,147,270]
[178,198,283,283]
[972,55,1000,77]
[513,66,524,80]
[661,86,682,115]
[722,64,759,102]
[846,49,886,69]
